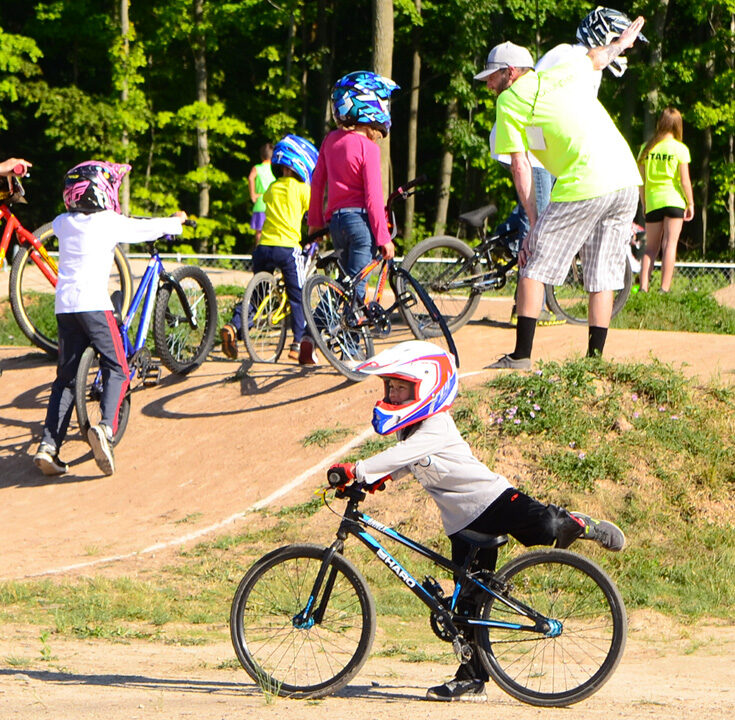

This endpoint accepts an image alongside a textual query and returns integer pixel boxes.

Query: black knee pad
[546,504,584,549]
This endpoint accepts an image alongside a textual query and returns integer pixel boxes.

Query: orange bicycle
[1,171,132,357]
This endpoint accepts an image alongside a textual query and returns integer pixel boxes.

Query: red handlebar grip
[13,164,26,176]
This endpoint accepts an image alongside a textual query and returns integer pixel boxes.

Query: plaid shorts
[520,186,639,292]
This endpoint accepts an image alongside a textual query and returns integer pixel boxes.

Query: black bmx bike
[230,479,627,705]
[402,204,635,328]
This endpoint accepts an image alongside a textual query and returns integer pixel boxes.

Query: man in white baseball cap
[474,41,534,81]
[481,18,646,370]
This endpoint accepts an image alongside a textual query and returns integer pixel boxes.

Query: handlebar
[13,164,28,177]
[183,218,197,229]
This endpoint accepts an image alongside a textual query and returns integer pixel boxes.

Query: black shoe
[426,678,487,702]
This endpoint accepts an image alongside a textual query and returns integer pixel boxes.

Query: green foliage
[614,285,735,334]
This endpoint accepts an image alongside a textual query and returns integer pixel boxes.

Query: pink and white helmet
[63,161,131,213]
[357,341,458,435]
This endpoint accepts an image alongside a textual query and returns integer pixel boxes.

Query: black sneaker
[33,443,69,476]
[426,678,487,702]
[88,424,115,476]
[570,512,626,552]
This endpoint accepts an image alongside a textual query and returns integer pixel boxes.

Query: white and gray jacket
[354,412,512,536]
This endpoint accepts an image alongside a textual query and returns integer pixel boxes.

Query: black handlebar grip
[183,218,197,229]
[308,227,329,242]
[327,470,344,487]
[404,175,427,190]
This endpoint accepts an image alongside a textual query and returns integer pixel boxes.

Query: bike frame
[0,204,58,282]
[298,487,557,639]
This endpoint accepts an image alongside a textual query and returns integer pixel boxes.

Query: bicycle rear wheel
[392,267,460,367]
[400,235,482,333]
[74,346,131,446]
[475,549,627,707]
[242,272,288,363]
[153,265,218,374]
[545,256,633,325]
[302,274,374,383]
[9,223,133,357]
[230,543,376,699]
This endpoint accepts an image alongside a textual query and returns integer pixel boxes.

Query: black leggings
[448,488,580,682]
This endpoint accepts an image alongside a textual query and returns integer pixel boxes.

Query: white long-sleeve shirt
[53,211,183,314]
[354,412,512,536]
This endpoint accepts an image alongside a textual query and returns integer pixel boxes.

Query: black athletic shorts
[645,206,684,222]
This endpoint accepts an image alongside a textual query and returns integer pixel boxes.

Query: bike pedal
[142,364,162,387]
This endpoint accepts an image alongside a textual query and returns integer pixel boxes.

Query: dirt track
[1,294,735,718]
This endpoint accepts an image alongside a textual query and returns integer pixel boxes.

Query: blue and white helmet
[272,134,319,183]
[331,71,399,137]
[357,341,458,435]
[576,7,648,77]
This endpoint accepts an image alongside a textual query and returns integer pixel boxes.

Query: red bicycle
[1,170,133,357]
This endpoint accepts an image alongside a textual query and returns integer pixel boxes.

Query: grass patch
[613,285,735,334]
[0,358,732,665]
[302,425,352,448]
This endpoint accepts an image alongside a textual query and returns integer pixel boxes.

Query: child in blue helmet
[221,134,319,363]
[329,340,625,703]
[306,71,399,360]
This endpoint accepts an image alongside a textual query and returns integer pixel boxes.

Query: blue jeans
[329,210,376,300]
[231,244,307,343]
[494,166,554,254]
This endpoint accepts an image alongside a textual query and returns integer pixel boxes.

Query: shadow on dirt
[0,667,427,702]
[140,362,352,421]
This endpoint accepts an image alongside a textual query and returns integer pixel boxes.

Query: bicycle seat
[454,529,508,549]
[458,204,497,229]
[316,249,343,270]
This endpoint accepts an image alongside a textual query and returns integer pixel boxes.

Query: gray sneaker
[33,443,69,476]
[570,512,626,552]
[487,353,531,370]
[88,424,115,476]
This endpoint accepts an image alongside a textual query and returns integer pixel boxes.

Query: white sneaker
[88,424,115,476]
[33,443,69,476]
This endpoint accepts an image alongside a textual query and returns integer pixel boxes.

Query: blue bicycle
[74,222,218,444]
[230,480,627,704]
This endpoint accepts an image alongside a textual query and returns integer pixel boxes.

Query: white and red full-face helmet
[63,160,131,213]
[357,341,458,435]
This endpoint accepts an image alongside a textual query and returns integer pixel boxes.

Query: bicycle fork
[161,271,199,328]
[292,543,341,629]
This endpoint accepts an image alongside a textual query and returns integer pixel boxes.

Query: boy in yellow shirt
[221,135,318,362]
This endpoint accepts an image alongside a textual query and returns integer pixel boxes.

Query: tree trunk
[120,0,130,216]
[729,14,735,257]
[700,126,712,257]
[193,0,210,243]
[372,0,394,199]
[404,0,421,244]
[316,0,334,142]
[434,98,458,236]
[643,0,669,137]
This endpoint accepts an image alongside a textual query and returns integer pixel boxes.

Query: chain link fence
[128,253,735,293]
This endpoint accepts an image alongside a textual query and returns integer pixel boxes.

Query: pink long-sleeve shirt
[308,129,391,247]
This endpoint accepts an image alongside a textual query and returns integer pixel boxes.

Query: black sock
[587,326,608,357]
[512,316,537,359]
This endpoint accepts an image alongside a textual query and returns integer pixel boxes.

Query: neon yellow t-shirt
[253,162,276,212]
[259,176,311,249]
[637,136,691,211]
[495,55,641,202]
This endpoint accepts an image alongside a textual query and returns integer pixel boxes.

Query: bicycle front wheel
[230,544,376,699]
[9,223,133,357]
[475,549,627,707]
[302,274,374,383]
[242,272,288,363]
[74,346,131,446]
[401,235,482,333]
[545,256,633,325]
[392,267,460,367]
[153,265,218,374]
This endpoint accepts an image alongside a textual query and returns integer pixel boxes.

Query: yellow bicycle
[241,240,321,363]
